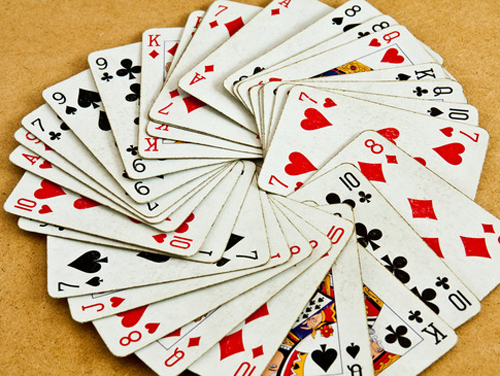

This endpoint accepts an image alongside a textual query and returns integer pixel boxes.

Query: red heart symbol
[439,127,454,137]
[44,144,52,151]
[300,108,332,131]
[110,297,125,308]
[39,161,52,169]
[323,98,337,108]
[34,179,66,199]
[145,322,160,334]
[153,234,167,243]
[284,152,317,176]
[432,143,465,166]
[381,48,405,64]
[175,212,195,234]
[369,38,381,47]
[414,157,427,166]
[117,305,148,328]
[376,128,400,144]
[128,217,142,224]
[38,205,52,214]
[73,196,100,209]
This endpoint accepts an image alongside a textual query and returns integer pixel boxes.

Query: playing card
[134,205,355,372]
[148,0,262,146]
[66,192,295,323]
[263,79,470,153]
[178,0,332,130]
[359,246,457,375]
[234,25,438,104]
[17,116,219,221]
[307,130,500,301]
[258,87,488,200]
[93,201,352,356]
[290,163,481,329]
[190,231,373,376]
[228,0,383,108]
[42,70,228,202]
[4,162,239,255]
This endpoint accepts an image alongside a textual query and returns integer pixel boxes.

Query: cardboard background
[1,0,499,374]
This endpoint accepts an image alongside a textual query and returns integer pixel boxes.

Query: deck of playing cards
[5,0,499,375]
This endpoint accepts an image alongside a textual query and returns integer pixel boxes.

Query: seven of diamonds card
[4,0,499,375]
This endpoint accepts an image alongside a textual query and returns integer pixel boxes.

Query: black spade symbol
[311,344,338,372]
[68,250,108,273]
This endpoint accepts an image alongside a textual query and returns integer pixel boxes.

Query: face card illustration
[257,236,373,376]
[290,163,480,329]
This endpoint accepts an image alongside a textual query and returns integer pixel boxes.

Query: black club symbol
[126,83,141,102]
[411,286,440,314]
[116,59,141,79]
[101,72,113,82]
[381,255,410,284]
[413,86,429,97]
[326,192,355,209]
[126,145,138,156]
[356,223,382,251]
[435,277,450,290]
[385,325,412,349]
[49,131,61,140]
[122,171,130,179]
[60,121,70,131]
[358,31,370,38]
[408,310,423,323]
[358,191,371,203]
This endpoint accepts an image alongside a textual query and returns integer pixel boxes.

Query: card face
[94,203,352,357]
[178,0,332,130]
[67,193,295,323]
[135,205,354,373]
[359,247,457,375]
[290,163,480,329]
[41,70,226,203]
[192,235,373,376]
[235,25,436,100]
[139,28,255,159]
[311,131,500,301]
[4,164,238,255]
[226,0,382,105]
[148,0,262,146]
[258,87,489,200]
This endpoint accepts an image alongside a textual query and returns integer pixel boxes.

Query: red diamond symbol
[164,328,181,338]
[219,329,245,360]
[167,43,178,56]
[422,237,444,258]
[209,20,219,28]
[386,155,398,164]
[182,95,206,113]
[204,65,214,73]
[224,17,245,37]
[408,198,437,220]
[358,162,386,182]
[482,224,495,233]
[169,89,180,99]
[188,336,201,347]
[252,345,264,359]
[271,8,280,15]
[245,303,269,324]
[461,236,491,258]
[149,50,159,59]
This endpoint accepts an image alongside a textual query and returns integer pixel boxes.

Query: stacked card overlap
[6,0,498,375]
